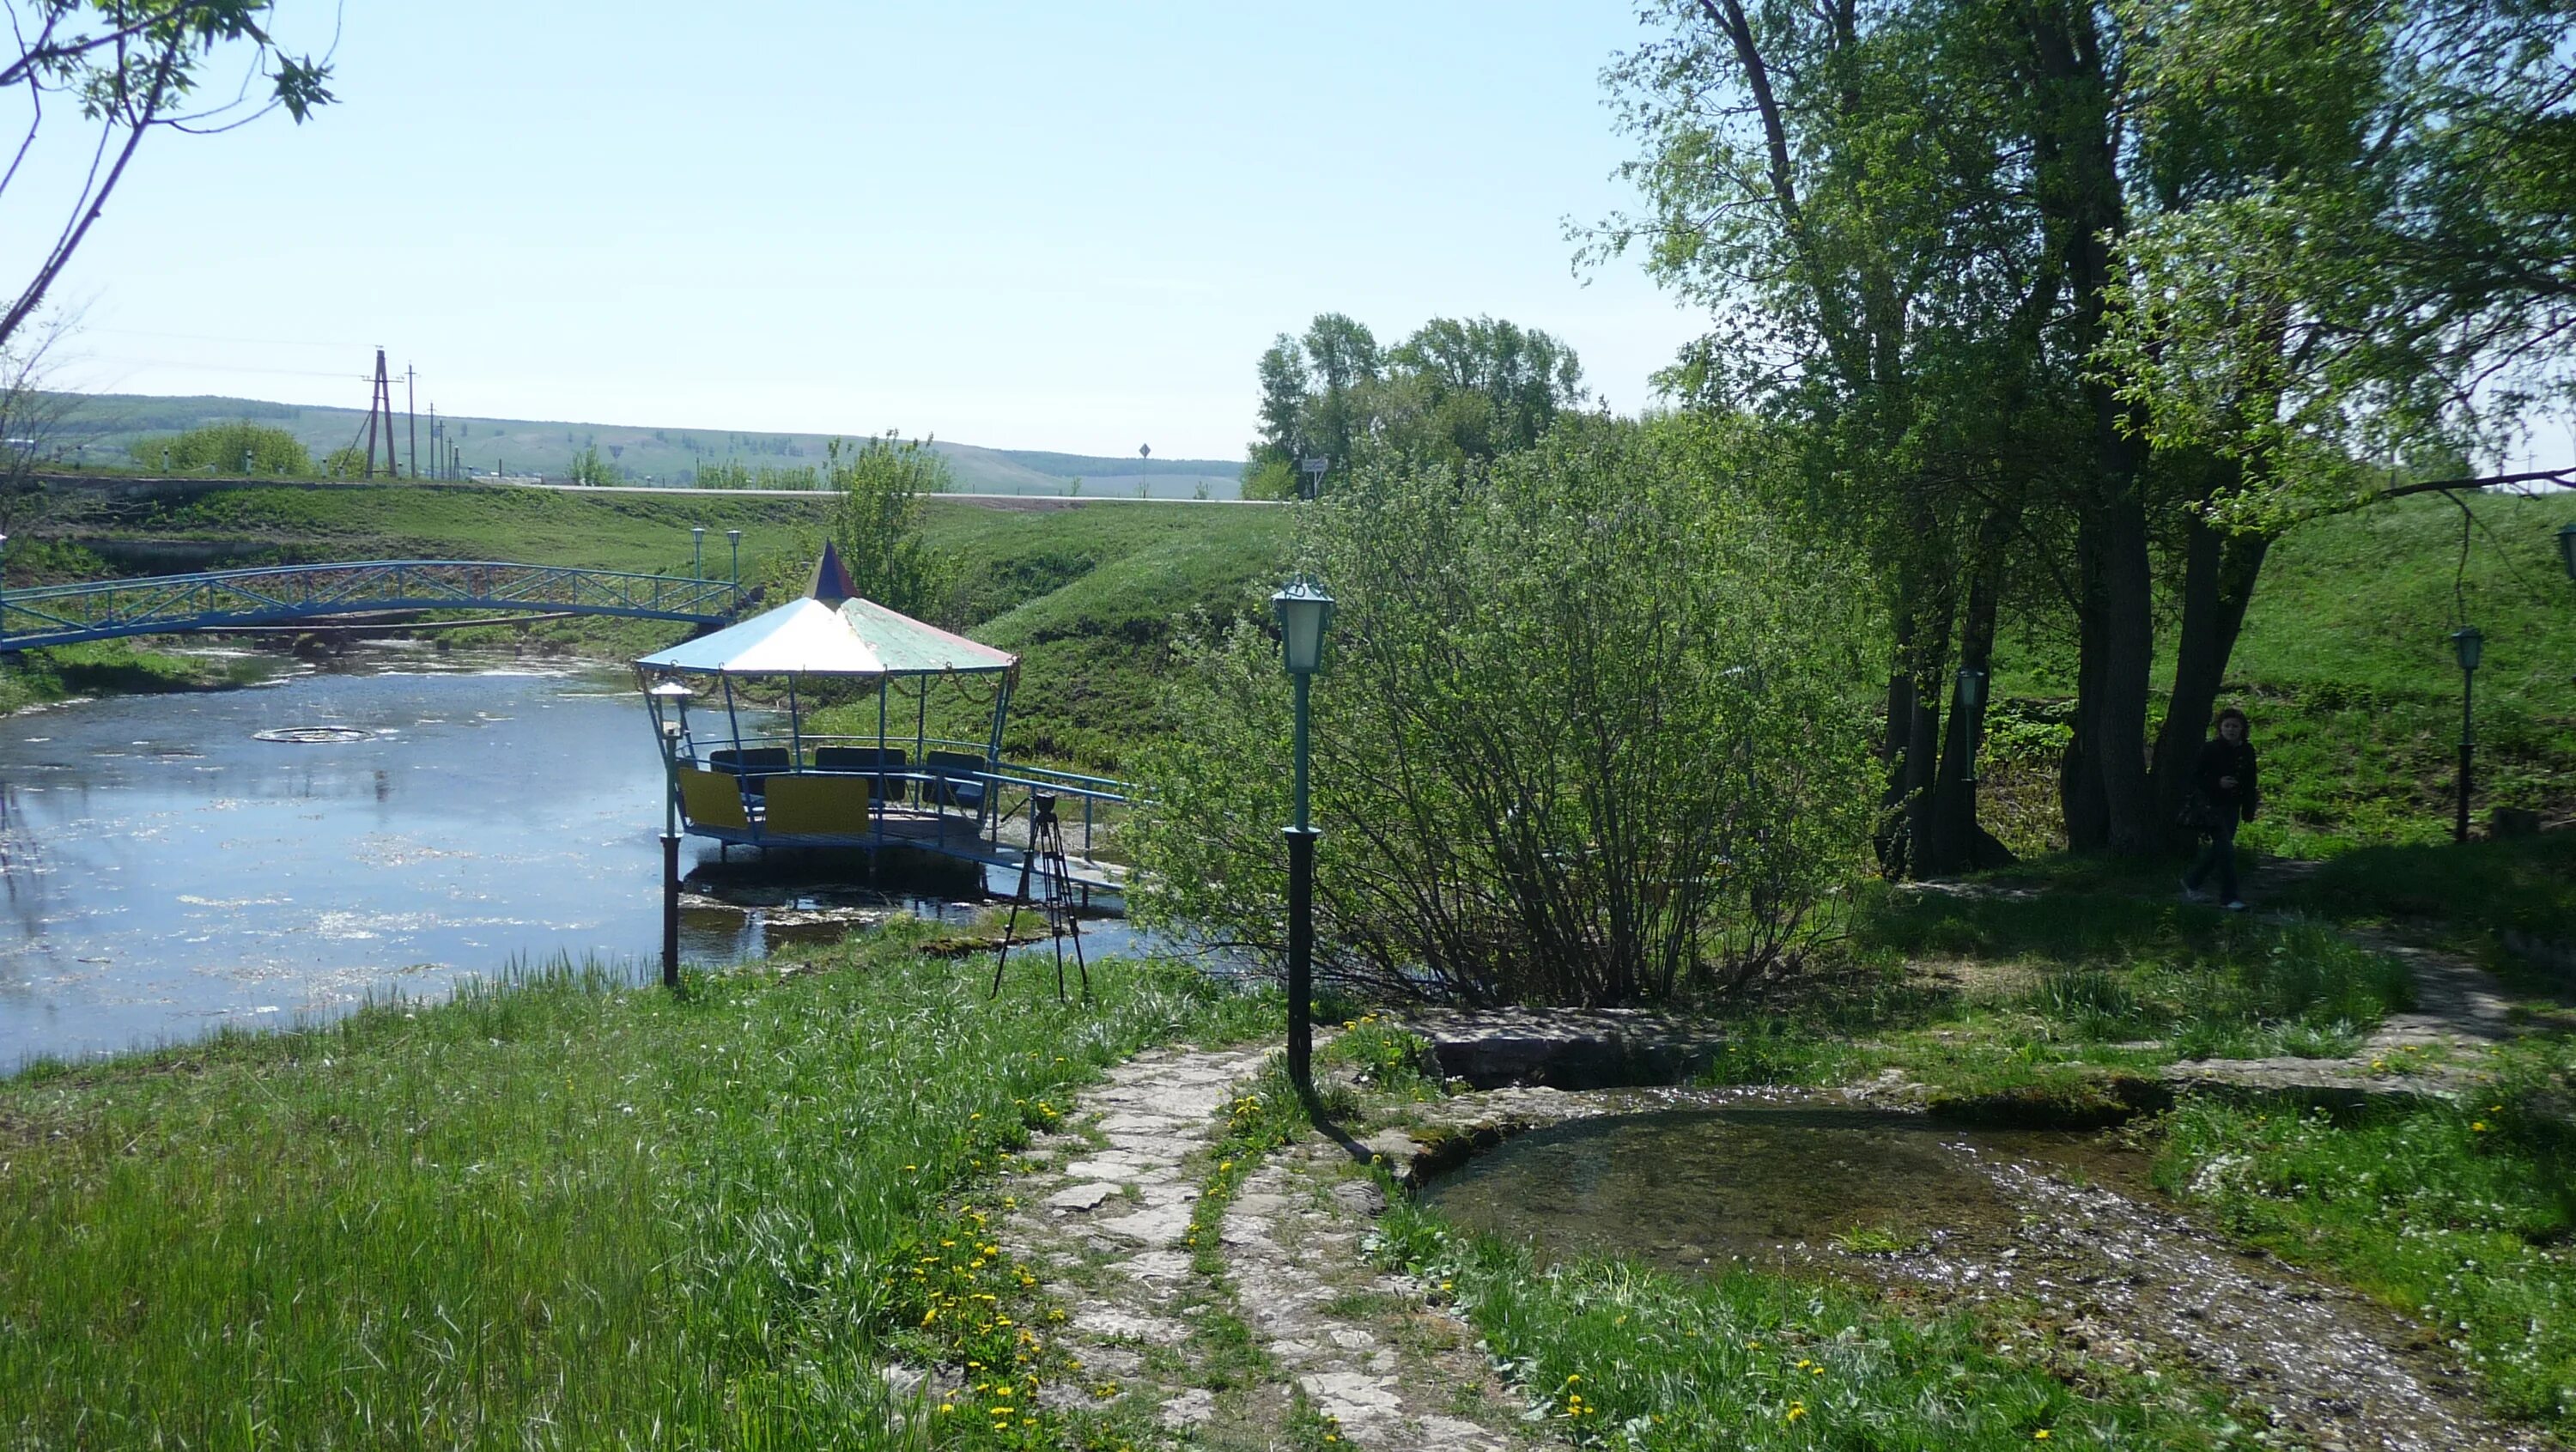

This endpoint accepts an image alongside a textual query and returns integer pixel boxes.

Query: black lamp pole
[1273,575,1334,1095]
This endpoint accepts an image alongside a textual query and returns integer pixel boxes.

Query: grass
[1990,489,2576,854]
[2280,831,2576,969]
[0,926,1277,1449]
[22,483,1291,773]
[1368,1185,2245,1449]
[0,637,280,714]
[2154,1036,2576,1433]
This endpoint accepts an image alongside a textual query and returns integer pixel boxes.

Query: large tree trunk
[2091,441,2159,856]
[2061,524,2110,849]
[1923,510,2012,873]
[2153,507,2273,835]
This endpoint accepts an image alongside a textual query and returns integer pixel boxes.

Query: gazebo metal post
[986,671,1015,845]
[876,677,890,848]
[787,676,804,766]
[654,674,706,993]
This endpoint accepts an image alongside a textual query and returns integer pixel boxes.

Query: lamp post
[1273,574,1334,1094]
[2559,521,2575,586]
[647,678,694,988]
[726,530,743,592]
[692,526,706,579]
[2451,624,2483,843]
[1953,667,1986,786]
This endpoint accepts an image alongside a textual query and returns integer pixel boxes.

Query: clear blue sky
[2,3,1709,459]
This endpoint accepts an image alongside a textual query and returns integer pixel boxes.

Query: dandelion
[1785,1401,1807,1423]
[2035,1431,2051,1442]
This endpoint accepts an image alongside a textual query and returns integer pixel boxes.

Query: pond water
[0,647,1145,1068]
[1424,1103,2538,1451]
[1421,1104,2137,1273]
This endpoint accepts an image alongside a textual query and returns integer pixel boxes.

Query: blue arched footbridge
[0,561,744,650]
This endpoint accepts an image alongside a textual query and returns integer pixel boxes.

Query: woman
[2181,707,2260,910]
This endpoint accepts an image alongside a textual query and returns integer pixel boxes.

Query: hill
[28,392,1245,499]
[4,475,2565,838]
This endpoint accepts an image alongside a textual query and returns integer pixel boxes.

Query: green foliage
[566,443,622,485]
[1133,416,1878,1007]
[829,434,955,621]
[1246,312,1589,490]
[1370,1204,2237,1448]
[1855,884,2413,1056]
[0,947,1262,1447]
[1317,1015,1439,1096]
[2156,1051,2576,1432]
[127,420,310,475]
[2103,0,2576,501]
[2283,833,2576,967]
[694,458,823,489]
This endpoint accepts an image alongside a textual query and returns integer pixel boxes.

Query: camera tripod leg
[989,848,1037,999]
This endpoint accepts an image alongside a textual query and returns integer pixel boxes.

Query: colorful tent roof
[635,556,1016,677]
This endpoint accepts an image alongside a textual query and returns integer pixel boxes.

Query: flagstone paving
[989,1041,1544,1449]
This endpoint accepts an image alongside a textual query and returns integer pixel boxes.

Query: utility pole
[405,364,418,482]
[363,348,400,480]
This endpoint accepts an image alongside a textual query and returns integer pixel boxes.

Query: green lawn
[0,933,1275,1449]
[1990,489,2576,854]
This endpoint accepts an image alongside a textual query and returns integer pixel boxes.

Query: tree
[1,2,334,351]
[1134,416,1876,1008]
[828,434,952,620]
[2101,0,2576,510]
[0,313,76,534]
[1241,312,1591,495]
[1594,0,2545,865]
[567,445,619,486]
[1596,0,2075,870]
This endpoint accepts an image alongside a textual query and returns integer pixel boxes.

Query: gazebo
[635,544,1019,851]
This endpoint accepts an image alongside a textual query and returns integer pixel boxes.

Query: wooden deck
[690,805,1129,896]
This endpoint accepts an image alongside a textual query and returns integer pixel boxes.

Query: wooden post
[661,831,682,988]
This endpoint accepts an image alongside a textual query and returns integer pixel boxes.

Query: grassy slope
[45,392,1240,495]
[20,483,1291,770]
[924,502,1287,768]
[25,478,2567,815]
[0,936,1276,1449]
[1987,490,2576,854]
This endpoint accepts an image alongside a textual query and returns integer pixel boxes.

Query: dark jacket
[2193,737,2260,822]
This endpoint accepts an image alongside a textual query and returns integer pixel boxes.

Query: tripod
[989,790,1089,1002]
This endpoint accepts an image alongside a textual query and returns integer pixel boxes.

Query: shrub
[129,421,309,475]
[1130,416,1878,1008]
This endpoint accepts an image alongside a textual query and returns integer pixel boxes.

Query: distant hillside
[29,392,1243,499]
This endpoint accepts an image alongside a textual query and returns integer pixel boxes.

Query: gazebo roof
[635,546,1016,677]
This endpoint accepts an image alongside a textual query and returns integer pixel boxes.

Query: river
[0,646,1109,1068]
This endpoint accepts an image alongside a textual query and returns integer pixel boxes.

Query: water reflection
[0,649,1154,1069]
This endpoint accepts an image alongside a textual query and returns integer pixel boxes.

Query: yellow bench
[676,766,750,830]
[762,774,877,837]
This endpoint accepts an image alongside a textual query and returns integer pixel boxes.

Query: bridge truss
[0,561,744,650]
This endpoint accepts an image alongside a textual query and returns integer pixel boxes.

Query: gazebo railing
[668,728,1134,866]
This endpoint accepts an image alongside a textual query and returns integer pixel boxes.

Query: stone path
[990,1042,1544,1449]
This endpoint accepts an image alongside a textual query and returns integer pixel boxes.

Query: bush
[1130,416,1878,1008]
[129,421,309,476]
[829,434,954,621]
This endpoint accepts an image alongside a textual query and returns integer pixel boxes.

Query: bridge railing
[0,560,744,649]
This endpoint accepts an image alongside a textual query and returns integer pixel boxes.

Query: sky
[0,3,1710,460]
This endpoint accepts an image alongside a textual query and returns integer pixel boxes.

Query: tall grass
[2157,1036,2576,1431]
[1370,1199,2234,1449]
[1857,885,2411,1057]
[0,944,1271,1449]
